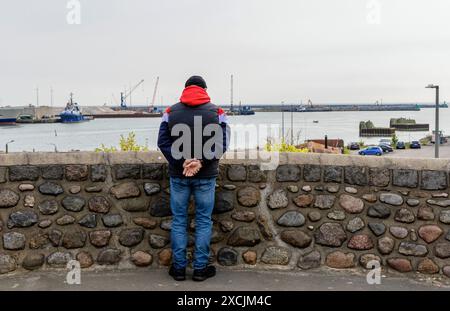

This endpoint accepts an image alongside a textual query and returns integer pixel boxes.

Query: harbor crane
[230,74,234,111]
[150,76,160,112]
[120,79,144,110]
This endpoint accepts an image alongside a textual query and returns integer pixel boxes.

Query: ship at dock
[60,93,87,123]
[0,108,19,125]
[227,101,255,116]
[226,75,255,116]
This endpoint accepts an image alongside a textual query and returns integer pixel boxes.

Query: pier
[151,103,447,113]
[390,118,430,131]
[359,120,396,137]
[0,105,162,124]
[2,102,448,125]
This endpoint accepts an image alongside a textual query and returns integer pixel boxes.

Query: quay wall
[0,151,450,277]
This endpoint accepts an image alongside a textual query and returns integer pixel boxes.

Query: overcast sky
[1,0,450,107]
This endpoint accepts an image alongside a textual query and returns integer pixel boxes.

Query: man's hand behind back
[183,159,202,177]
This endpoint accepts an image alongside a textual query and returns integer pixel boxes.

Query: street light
[281,101,285,142]
[49,143,58,153]
[425,84,440,158]
[290,104,294,145]
[5,140,14,154]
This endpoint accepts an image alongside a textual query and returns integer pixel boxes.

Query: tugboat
[60,93,86,123]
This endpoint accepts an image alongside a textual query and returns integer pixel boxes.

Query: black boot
[169,265,186,281]
[192,265,216,282]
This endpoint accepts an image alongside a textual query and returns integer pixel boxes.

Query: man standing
[157,76,229,282]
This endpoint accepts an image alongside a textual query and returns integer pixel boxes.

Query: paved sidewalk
[0,268,449,291]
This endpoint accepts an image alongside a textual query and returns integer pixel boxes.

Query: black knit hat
[185,76,207,89]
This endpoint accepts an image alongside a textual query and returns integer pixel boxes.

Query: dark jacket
[157,86,229,178]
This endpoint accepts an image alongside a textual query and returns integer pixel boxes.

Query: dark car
[379,144,394,153]
[348,142,360,150]
[410,141,421,149]
[379,139,392,147]
[396,141,406,149]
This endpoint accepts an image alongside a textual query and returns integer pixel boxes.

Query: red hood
[180,85,211,106]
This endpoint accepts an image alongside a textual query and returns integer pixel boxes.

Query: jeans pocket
[171,177,188,187]
[196,178,216,191]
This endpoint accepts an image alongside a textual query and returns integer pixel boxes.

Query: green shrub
[391,133,399,147]
[265,139,309,153]
[95,132,149,152]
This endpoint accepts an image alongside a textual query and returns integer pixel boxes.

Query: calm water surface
[1,109,449,152]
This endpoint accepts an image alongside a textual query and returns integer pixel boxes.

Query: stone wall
[0,152,450,277]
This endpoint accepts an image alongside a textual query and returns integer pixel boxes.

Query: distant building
[298,139,344,154]
[306,139,344,148]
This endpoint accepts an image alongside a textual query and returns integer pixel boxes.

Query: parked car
[410,141,421,149]
[379,139,392,147]
[379,144,394,153]
[359,146,383,156]
[348,142,361,150]
[396,141,406,149]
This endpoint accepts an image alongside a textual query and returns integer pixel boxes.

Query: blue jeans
[170,177,216,270]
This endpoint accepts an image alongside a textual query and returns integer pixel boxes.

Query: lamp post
[49,143,58,153]
[281,101,285,142]
[425,84,440,158]
[6,140,14,154]
[290,104,294,145]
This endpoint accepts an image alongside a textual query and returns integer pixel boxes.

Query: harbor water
[1,109,449,153]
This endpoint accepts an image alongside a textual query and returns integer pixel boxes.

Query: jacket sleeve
[157,110,184,167]
[221,121,230,155]
[202,108,229,165]
[219,108,230,156]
